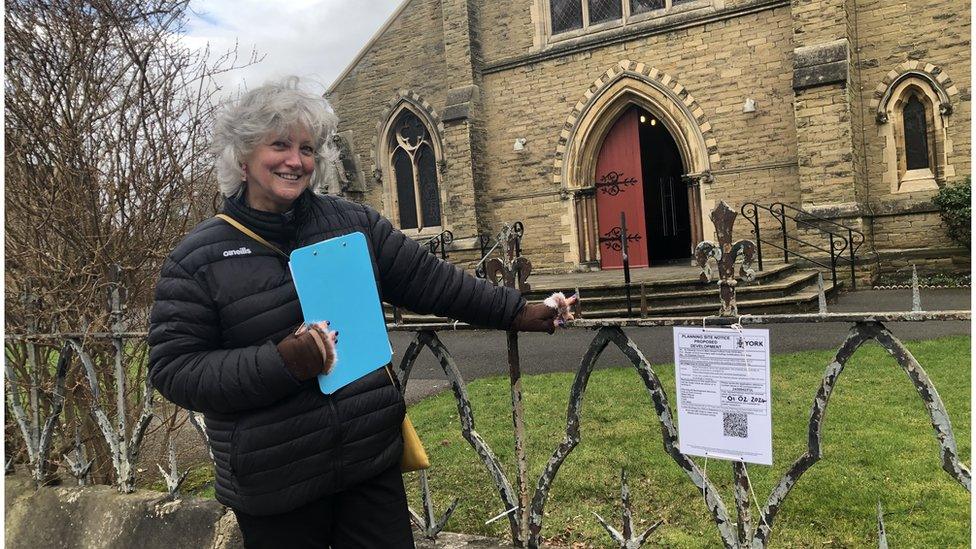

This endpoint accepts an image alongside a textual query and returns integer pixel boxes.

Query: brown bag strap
[215,214,289,260]
[218,213,403,392]
[382,364,401,391]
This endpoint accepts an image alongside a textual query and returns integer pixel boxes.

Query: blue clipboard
[288,232,393,394]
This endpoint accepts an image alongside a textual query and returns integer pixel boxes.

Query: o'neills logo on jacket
[222,247,252,257]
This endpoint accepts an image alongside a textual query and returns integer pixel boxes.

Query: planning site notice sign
[673,327,773,465]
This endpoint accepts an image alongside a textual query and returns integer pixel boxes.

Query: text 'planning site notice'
[673,327,772,465]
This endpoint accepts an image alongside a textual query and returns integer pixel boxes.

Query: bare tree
[4,0,257,484]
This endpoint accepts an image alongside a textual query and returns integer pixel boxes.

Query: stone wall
[327,0,969,276]
[871,210,956,251]
[4,475,242,549]
[477,0,535,61]
[854,0,971,251]
[3,474,497,549]
[328,0,447,214]
[481,6,800,267]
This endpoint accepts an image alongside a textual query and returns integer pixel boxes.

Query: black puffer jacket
[148,190,525,515]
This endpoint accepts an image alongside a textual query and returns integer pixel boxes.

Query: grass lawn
[403,334,971,548]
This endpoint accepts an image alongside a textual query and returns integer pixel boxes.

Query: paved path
[399,288,970,404]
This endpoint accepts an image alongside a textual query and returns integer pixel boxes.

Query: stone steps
[382,263,839,323]
[568,270,832,314]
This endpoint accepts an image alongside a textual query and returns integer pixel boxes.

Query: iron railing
[474,221,524,279]
[740,202,866,289]
[4,203,969,548]
[421,229,454,260]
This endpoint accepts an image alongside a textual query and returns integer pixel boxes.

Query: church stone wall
[481,7,800,268]
[477,0,535,62]
[854,0,970,253]
[327,0,969,275]
[328,0,448,214]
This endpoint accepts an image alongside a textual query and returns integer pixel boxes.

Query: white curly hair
[212,76,340,197]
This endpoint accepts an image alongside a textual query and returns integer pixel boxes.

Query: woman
[148,77,574,548]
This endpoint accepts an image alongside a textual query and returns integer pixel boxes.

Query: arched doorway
[594,105,691,269]
[637,107,690,262]
[558,66,715,271]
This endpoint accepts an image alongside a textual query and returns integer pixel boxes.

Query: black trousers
[233,464,415,548]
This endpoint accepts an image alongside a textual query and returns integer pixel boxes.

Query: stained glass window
[903,94,930,170]
[392,149,417,230]
[389,110,442,230]
[417,143,441,228]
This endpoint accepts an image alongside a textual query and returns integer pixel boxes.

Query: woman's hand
[297,321,338,369]
[511,292,578,334]
[278,321,338,381]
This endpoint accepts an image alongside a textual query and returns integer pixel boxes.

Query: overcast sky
[184,0,403,97]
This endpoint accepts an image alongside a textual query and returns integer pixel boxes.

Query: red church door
[594,108,649,269]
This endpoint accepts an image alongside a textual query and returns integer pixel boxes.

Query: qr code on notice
[723,412,748,438]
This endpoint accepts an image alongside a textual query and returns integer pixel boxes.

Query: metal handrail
[772,202,865,288]
[752,236,835,273]
[741,202,855,289]
[421,230,454,260]
[771,202,866,254]
[781,231,849,259]
[474,222,524,278]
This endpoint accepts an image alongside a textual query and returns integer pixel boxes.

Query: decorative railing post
[108,265,131,488]
[25,292,42,457]
[5,337,73,486]
[877,501,889,548]
[5,288,76,485]
[693,201,761,546]
[392,329,519,540]
[68,265,155,493]
[592,468,661,547]
[156,437,189,498]
[408,470,459,539]
[63,425,93,485]
[484,223,533,546]
[694,201,757,316]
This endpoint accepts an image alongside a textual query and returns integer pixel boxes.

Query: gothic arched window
[389,110,441,231]
[902,94,930,170]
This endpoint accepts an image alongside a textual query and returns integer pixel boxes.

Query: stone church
[326,0,969,279]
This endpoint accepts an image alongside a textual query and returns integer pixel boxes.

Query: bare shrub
[4,0,257,487]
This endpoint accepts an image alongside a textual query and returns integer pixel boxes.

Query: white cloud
[185,0,402,98]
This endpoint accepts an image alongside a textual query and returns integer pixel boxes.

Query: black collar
[221,187,311,245]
